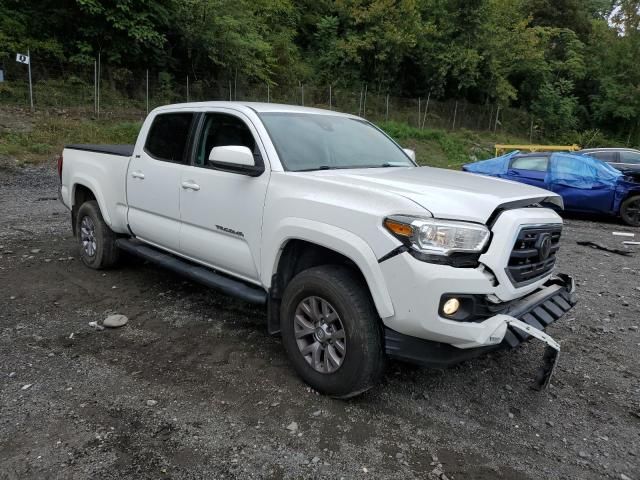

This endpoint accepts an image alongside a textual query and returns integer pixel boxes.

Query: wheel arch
[70,178,111,235]
[264,220,395,334]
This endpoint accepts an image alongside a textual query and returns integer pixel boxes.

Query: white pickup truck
[59,102,576,397]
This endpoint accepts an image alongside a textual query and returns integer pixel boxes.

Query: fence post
[385,94,389,121]
[530,116,534,143]
[363,84,368,118]
[358,88,363,116]
[421,90,431,129]
[94,60,97,115]
[329,85,332,110]
[186,75,189,102]
[146,69,149,114]
[97,52,101,117]
[229,80,232,101]
[452,100,458,130]
[26,49,34,111]
[301,83,304,106]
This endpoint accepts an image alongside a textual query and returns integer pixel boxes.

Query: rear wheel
[75,200,120,269]
[620,195,640,227]
[280,265,385,398]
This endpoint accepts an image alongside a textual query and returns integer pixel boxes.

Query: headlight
[384,215,490,255]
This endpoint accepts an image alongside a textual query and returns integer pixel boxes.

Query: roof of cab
[153,101,356,118]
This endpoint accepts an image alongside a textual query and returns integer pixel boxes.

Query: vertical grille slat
[506,226,562,287]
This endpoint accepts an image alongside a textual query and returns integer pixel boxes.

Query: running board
[115,239,267,305]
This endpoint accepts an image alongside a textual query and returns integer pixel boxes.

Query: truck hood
[306,166,563,223]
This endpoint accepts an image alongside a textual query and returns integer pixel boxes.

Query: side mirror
[208,145,264,176]
[403,148,416,162]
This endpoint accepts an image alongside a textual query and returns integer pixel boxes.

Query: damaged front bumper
[385,274,576,386]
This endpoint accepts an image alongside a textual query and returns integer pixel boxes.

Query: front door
[127,112,195,252]
[179,111,270,283]
[505,155,549,189]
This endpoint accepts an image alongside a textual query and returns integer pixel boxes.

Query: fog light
[443,298,460,316]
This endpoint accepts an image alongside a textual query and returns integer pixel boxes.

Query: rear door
[504,155,549,189]
[178,110,270,282]
[618,150,640,171]
[586,150,619,169]
[549,156,617,213]
[127,112,196,252]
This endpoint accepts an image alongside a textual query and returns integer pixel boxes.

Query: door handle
[181,181,200,191]
[131,171,145,179]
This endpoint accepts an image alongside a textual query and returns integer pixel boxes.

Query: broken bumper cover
[385,274,576,368]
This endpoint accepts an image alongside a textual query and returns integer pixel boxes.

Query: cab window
[510,156,549,172]
[144,113,194,163]
[195,113,259,167]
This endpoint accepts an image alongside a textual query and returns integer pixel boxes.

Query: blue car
[463,151,640,226]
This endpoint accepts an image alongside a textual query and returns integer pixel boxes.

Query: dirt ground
[1,162,639,480]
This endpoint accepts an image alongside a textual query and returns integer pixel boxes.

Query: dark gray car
[580,148,640,172]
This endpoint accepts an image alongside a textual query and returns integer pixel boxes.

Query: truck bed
[65,144,134,157]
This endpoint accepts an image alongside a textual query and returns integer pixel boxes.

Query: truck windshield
[259,113,415,171]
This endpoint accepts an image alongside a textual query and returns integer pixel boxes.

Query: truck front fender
[262,218,395,319]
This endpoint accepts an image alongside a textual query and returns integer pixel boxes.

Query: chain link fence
[0,59,538,139]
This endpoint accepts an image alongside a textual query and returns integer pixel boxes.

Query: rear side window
[144,113,194,163]
[510,156,548,172]
[588,151,617,162]
[621,151,640,164]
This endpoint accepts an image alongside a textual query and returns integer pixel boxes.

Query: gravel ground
[1,162,639,480]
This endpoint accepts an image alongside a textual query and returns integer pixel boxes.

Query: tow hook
[506,318,561,391]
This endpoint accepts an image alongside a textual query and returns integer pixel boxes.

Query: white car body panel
[60,101,569,351]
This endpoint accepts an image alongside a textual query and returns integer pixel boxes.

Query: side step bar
[115,239,267,305]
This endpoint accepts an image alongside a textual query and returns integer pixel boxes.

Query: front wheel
[280,265,385,398]
[620,195,640,227]
[75,200,120,269]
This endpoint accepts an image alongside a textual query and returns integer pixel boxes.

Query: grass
[378,121,533,169]
[0,115,142,164]
[1,110,534,169]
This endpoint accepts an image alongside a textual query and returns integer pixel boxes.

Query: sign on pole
[16,51,33,111]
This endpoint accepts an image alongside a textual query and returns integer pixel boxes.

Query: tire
[75,200,120,269]
[280,265,385,398]
[620,195,640,227]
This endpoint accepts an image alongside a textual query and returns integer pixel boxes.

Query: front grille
[506,226,561,286]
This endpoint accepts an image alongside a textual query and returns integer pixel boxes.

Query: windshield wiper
[295,165,334,172]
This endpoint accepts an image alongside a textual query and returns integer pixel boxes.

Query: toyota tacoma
[58,102,576,397]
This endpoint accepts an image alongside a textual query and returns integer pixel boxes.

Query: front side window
[195,113,258,167]
[510,156,549,172]
[144,113,194,163]
[259,113,414,171]
[621,151,640,164]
